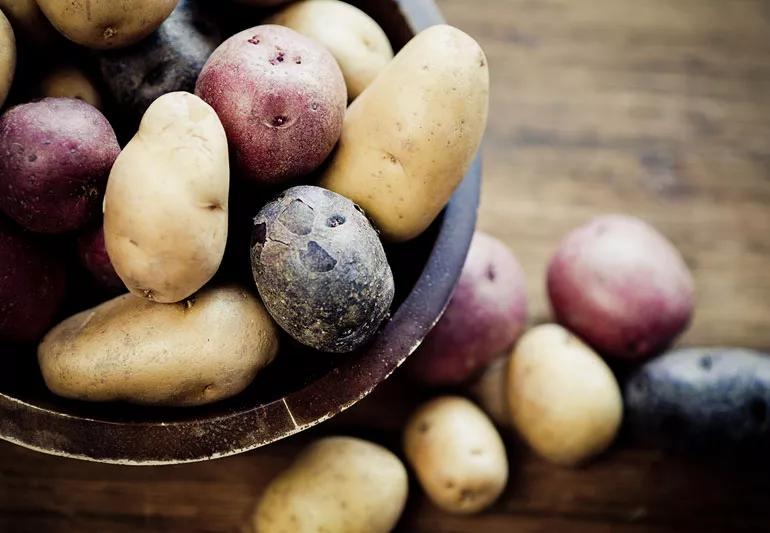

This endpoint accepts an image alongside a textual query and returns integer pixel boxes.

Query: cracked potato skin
[250,186,394,353]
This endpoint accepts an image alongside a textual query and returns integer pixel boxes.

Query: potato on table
[0,8,15,108]
[41,65,102,109]
[320,24,489,241]
[196,24,346,186]
[467,354,511,428]
[36,0,179,49]
[104,91,229,304]
[266,0,393,100]
[38,285,279,406]
[0,98,120,233]
[254,436,408,533]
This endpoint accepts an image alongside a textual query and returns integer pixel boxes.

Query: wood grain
[1,0,770,531]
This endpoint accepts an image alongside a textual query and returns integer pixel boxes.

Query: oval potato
[467,355,511,428]
[266,0,393,100]
[254,436,408,533]
[104,91,229,303]
[41,66,102,109]
[403,396,508,514]
[508,324,623,466]
[320,24,489,241]
[38,285,279,406]
[0,8,15,108]
[36,0,179,49]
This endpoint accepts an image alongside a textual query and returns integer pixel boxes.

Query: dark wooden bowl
[0,0,480,465]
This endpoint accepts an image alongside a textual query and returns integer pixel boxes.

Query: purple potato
[0,98,120,234]
[77,223,124,293]
[406,231,528,386]
[547,214,694,360]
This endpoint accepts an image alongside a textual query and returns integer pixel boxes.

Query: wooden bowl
[0,0,480,465]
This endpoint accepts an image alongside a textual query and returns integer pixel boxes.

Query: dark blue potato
[251,186,394,353]
[625,347,770,455]
[98,0,221,123]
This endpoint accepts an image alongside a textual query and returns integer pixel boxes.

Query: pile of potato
[0,0,489,405]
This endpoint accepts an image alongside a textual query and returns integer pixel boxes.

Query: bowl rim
[0,0,481,465]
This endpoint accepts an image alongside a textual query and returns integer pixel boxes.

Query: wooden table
[2,0,770,531]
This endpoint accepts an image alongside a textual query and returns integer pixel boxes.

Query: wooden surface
[2,0,770,531]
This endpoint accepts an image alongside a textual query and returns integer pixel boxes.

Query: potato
[508,324,623,466]
[251,185,394,353]
[254,436,408,533]
[0,0,59,48]
[36,0,179,50]
[266,0,393,100]
[99,0,221,124]
[0,8,15,108]
[38,285,278,406]
[195,24,346,186]
[41,66,102,109]
[407,231,527,386]
[626,347,770,456]
[547,214,694,360]
[467,354,511,428]
[104,92,229,304]
[319,25,489,242]
[0,98,120,233]
[0,218,66,343]
[77,223,124,292]
[403,396,508,514]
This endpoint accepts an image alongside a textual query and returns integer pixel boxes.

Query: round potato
[548,215,694,360]
[320,24,489,241]
[403,396,508,514]
[251,185,394,353]
[77,223,124,292]
[0,0,58,47]
[195,24,346,186]
[254,436,408,533]
[467,354,511,428]
[266,0,393,100]
[508,324,623,466]
[38,285,279,406]
[36,0,179,49]
[104,91,229,304]
[0,8,15,108]
[0,98,120,233]
[41,66,102,109]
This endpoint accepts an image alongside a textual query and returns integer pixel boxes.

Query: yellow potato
[36,0,179,49]
[41,66,101,109]
[104,91,229,303]
[254,436,408,533]
[320,24,489,241]
[38,285,279,406]
[0,0,57,46]
[467,355,511,428]
[0,8,15,108]
[508,324,623,466]
[266,0,393,100]
[403,396,507,514]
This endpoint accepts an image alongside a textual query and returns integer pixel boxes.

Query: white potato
[467,355,511,428]
[0,8,15,108]
[41,66,101,109]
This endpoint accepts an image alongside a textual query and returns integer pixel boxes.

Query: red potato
[0,219,66,343]
[547,214,694,360]
[195,24,346,186]
[407,231,528,386]
[0,98,120,234]
[77,224,124,293]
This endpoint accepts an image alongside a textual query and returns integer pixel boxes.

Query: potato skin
[403,396,508,514]
[0,0,58,47]
[36,0,179,49]
[467,354,511,428]
[76,223,124,292]
[266,0,393,100]
[320,24,489,241]
[0,8,15,108]
[38,285,279,406]
[98,0,221,124]
[547,215,694,360]
[41,66,102,109]
[0,98,120,233]
[254,436,408,533]
[0,218,66,343]
[251,185,394,353]
[407,231,527,386]
[104,92,229,303]
[508,324,623,466]
[626,347,770,456]
[195,24,346,186]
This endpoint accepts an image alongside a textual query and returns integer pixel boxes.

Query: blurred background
[1,0,769,531]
